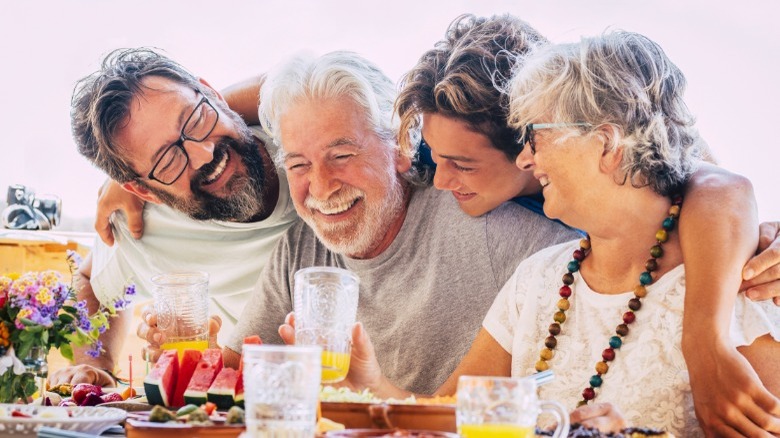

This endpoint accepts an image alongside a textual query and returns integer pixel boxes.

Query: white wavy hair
[508,30,705,196]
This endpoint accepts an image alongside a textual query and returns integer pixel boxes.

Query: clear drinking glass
[242,344,322,438]
[293,266,359,384]
[457,375,570,438]
[151,271,210,359]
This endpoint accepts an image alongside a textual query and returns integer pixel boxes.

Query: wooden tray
[320,402,456,432]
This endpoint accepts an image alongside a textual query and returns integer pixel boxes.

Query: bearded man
[49,48,298,387]
[222,51,577,394]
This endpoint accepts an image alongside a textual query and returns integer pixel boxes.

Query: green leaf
[61,305,78,315]
[58,313,75,324]
[59,343,74,362]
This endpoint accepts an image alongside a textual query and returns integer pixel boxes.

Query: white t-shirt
[89,128,299,342]
[484,240,780,438]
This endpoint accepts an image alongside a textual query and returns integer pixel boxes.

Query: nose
[184,138,216,170]
[308,163,341,200]
[432,163,458,191]
[515,146,535,171]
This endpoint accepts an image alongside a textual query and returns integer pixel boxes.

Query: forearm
[680,163,758,349]
[222,74,265,125]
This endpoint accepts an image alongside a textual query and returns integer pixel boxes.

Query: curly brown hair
[395,14,548,162]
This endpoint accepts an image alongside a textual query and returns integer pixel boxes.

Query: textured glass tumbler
[293,266,359,384]
[243,345,322,438]
[151,271,210,359]
[457,375,570,438]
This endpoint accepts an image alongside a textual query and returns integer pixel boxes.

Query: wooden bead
[557,298,570,311]
[645,259,658,272]
[650,245,664,258]
[602,348,616,361]
[623,311,636,324]
[655,229,668,243]
[559,285,572,298]
[535,360,549,372]
[580,238,591,250]
[669,204,680,217]
[562,273,575,285]
[628,298,642,311]
[616,324,629,336]
[582,387,596,401]
[595,361,609,374]
[548,323,561,336]
[554,311,566,324]
[544,336,557,349]
[573,249,586,261]
[540,348,554,360]
[634,285,647,298]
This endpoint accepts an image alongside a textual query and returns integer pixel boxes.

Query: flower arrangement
[0,250,134,403]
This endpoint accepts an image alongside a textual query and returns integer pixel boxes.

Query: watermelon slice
[171,349,202,407]
[144,349,179,407]
[235,335,262,408]
[183,348,223,406]
[207,368,240,409]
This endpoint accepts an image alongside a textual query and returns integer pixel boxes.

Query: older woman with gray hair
[346,31,780,436]
[499,30,779,435]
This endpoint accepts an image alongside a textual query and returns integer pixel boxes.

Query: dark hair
[70,48,202,182]
[396,14,548,161]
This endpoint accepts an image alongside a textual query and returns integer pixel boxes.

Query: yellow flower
[36,287,53,306]
[6,273,20,281]
[17,308,32,320]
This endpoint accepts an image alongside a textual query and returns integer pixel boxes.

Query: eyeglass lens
[151,98,218,184]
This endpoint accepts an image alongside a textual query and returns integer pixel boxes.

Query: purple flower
[86,340,103,358]
[124,284,137,296]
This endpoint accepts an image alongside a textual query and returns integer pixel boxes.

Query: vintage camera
[2,184,62,230]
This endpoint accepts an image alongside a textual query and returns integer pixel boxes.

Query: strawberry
[80,392,104,407]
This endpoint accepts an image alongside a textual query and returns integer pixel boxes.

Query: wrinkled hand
[688,342,780,436]
[742,221,780,305]
[48,364,116,388]
[278,313,383,392]
[95,179,146,246]
[570,402,626,434]
[137,304,222,363]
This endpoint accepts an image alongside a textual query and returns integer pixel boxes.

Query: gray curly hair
[508,31,704,196]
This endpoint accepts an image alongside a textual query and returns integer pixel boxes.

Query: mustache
[304,186,364,211]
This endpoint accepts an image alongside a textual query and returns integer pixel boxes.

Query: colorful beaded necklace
[534,195,683,406]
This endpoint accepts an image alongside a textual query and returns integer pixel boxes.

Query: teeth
[204,152,228,184]
[539,176,550,188]
[318,199,357,215]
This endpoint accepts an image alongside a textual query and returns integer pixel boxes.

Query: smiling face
[422,113,540,217]
[515,127,605,224]
[114,76,270,222]
[279,96,412,259]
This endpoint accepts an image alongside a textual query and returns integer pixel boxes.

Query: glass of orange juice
[151,271,210,359]
[456,375,569,438]
[293,267,359,384]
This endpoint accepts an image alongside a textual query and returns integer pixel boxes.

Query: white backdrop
[1,0,778,230]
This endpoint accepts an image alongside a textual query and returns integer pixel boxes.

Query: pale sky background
[1,0,778,232]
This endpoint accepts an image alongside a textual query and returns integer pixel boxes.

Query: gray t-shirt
[229,184,577,394]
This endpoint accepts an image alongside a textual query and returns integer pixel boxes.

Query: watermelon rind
[143,350,179,407]
[207,368,239,410]
[183,348,223,407]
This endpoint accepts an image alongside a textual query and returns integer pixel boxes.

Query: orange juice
[321,350,350,383]
[161,339,208,359]
[459,424,534,438]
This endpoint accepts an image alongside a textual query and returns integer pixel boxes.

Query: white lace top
[484,240,780,438]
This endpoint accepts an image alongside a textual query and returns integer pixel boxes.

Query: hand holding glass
[457,375,570,438]
[151,271,210,359]
[293,267,359,383]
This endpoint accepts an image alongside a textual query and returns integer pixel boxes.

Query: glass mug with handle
[293,266,359,384]
[457,375,570,438]
[151,271,210,359]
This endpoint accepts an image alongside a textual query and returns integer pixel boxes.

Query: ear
[596,125,624,174]
[198,77,225,103]
[394,149,413,174]
[122,181,162,205]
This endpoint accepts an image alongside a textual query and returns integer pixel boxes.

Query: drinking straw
[129,355,133,392]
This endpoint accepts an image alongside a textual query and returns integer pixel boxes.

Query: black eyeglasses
[518,123,591,154]
[147,95,220,185]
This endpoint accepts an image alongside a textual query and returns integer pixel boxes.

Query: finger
[284,311,295,328]
[351,322,375,361]
[743,280,780,302]
[743,239,780,281]
[71,368,100,385]
[211,314,222,330]
[141,305,157,327]
[94,215,115,247]
[757,221,780,253]
[278,324,295,345]
[48,370,72,387]
[143,345,162,363]
[570,402,613,423]
[124,198,146,239]
[746,389,780,432]
[208,317,222,338]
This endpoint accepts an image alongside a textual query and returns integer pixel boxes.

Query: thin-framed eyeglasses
[518,123,591,154]
[147,94,220,185]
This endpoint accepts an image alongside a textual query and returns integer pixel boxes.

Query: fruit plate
[0,404,126,436]
[125,411,244,438]
[320,402,456,432]
[326,429,459,438]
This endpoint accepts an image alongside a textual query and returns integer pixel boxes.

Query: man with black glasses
[48,48,299,386]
